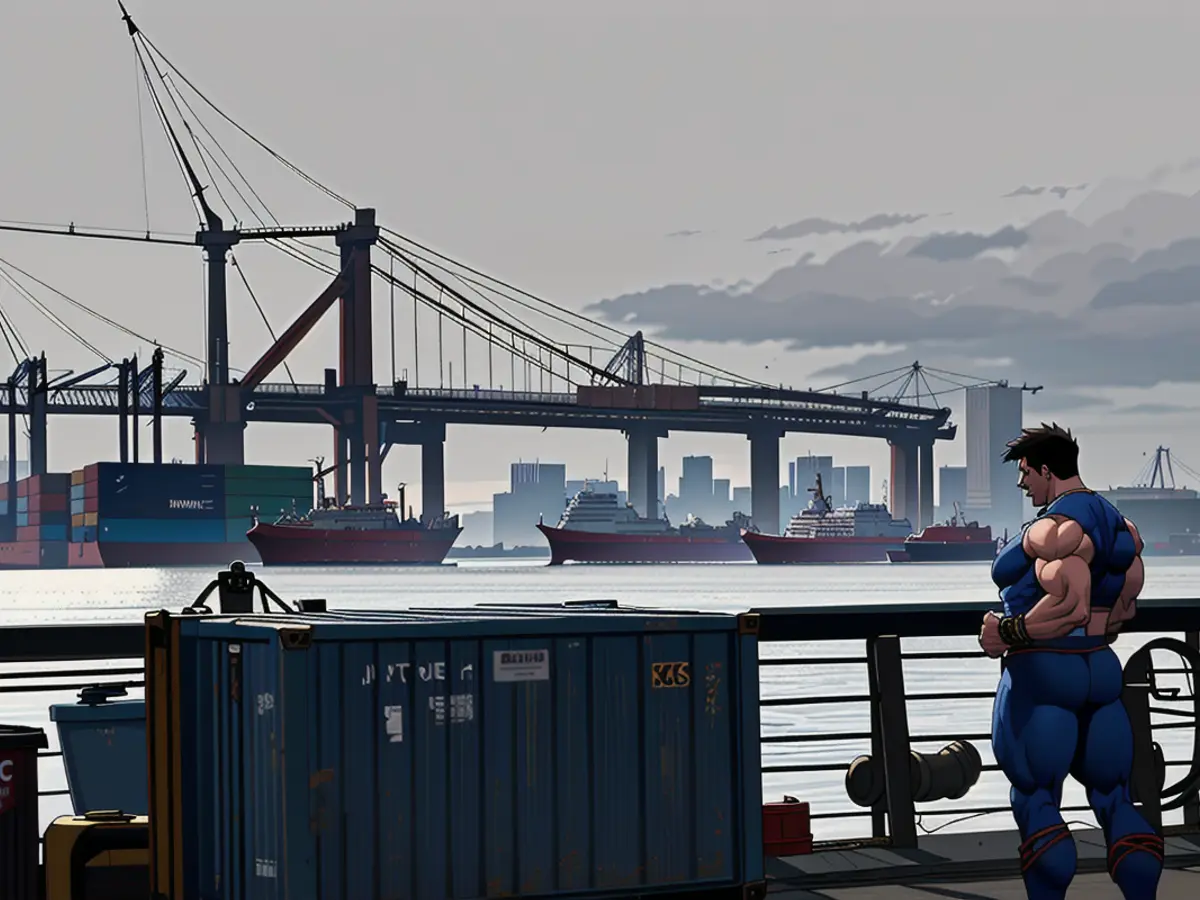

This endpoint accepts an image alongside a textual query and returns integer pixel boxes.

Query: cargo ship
[1099,447,1200,556]
[885,505,999,563]
[536,487,755,564]
[246,478,462,566]
[742,474,912,564]
[0,461,315,569]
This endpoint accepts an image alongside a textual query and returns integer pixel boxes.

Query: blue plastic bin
[49,686,147,816]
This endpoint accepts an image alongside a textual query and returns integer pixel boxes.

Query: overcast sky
[3,1,1200,512]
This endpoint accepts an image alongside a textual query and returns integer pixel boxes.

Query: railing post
[866,635,918,847]
[1187,630,1200,828]
[1122,648,1163,831]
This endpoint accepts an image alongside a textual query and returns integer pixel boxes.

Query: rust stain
[308,768,334,788]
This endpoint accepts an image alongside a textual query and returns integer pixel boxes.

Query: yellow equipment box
[44,810,149,900]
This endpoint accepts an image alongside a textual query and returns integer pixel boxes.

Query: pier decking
[767,826,1200,896]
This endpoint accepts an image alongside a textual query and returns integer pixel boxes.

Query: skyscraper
[844,466,871,506]
[965,386,1025,534]
[938,465,967,521]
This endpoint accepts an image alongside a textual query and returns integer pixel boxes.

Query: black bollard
[845,740,983,808]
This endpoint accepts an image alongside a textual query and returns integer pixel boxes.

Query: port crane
[1131,446,1200,491]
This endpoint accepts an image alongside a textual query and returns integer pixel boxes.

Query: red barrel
[763,795,812,856]
[0,725,49,900]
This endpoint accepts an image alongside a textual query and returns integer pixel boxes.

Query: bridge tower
[332,208,382,507]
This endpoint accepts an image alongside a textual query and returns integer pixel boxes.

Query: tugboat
[246,458,461,566]
[886,503,999,563]
[536,487,755,564]
[742,473,912,564]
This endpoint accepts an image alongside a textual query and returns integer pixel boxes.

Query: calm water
[5,558,1200,840]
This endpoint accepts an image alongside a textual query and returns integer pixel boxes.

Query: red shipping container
[763,797,812,856]
[16,478,28,498]
[0,483,7,502]
[84,480,98,499]
[84,496,99,514]
[15,526,40,542]
[84,463,99,480]
[31,493,67,514]
[26,513,39,527]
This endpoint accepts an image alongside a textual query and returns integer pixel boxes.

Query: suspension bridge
[0,7,1023,533]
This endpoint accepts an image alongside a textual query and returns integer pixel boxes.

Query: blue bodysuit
[990,489,1163,900]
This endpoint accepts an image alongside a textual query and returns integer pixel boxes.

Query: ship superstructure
[743,474,912,564]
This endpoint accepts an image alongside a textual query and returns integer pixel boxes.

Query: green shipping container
[225,517,256,541]
[225,480,312,498]
[225,495,311,519]
[223,475,312,489]
[223,464,312,479]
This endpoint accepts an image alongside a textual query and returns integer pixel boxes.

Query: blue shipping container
[15,512,27,527]
[15,495,27,512]
[99,518,226,544]
[148,609,764,900]
[0,499,6,515]
[70,483,85,501]
[70,526,98,543]
[50,695,148,815]
[96,462,226,521]
[32,524,67,542]
[223,517,254,542]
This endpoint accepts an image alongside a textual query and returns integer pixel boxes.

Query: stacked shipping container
[0,460,316,569]
[0,473,71,568]
[222,464,313,542]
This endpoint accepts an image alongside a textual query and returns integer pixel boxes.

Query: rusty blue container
[151,607,764,900]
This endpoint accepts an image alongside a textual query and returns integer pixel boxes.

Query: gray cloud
[1026,392,1114,412]
[1115,403,1196,416]
[1003,183,1089,200]
[908,226,1029,261]
[584,189,1200,392]
[666,229,702,238]
[1090,263,1200,310]
[749,213,926,242]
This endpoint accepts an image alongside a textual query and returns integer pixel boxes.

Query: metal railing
[3,598,1198,849]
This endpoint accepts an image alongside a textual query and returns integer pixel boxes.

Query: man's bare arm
[1108,518,1144,632]
[1019,515,1093,640]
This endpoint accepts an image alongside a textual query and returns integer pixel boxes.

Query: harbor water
[3,557,1200,841]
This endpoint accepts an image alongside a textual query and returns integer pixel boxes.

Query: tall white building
[965,386,1025,535]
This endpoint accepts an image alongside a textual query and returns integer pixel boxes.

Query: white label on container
[493,649,550,682]
[449,693,475,724]
[384,705,404,743]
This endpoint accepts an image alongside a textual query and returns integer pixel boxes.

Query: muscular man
[979,423,1162,900]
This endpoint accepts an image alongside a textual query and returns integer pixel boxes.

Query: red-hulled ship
[886,504,1000,563]
[742,474,912,564]
[247,478,461,567]
[537,488,755,564]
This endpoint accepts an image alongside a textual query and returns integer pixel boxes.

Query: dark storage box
[0,725,49,900]
[96,463,226,520]
[148,608,764,900]
[50,691,148,816]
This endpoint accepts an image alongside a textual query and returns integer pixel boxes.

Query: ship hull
[247,522,461,566]
[742,531,902,564]
[889,540,998,563]
[538,523,753,565]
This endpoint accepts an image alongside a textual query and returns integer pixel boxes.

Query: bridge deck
[767,826,1200,896]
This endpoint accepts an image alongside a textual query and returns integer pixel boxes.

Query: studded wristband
[998,614,1030,646]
